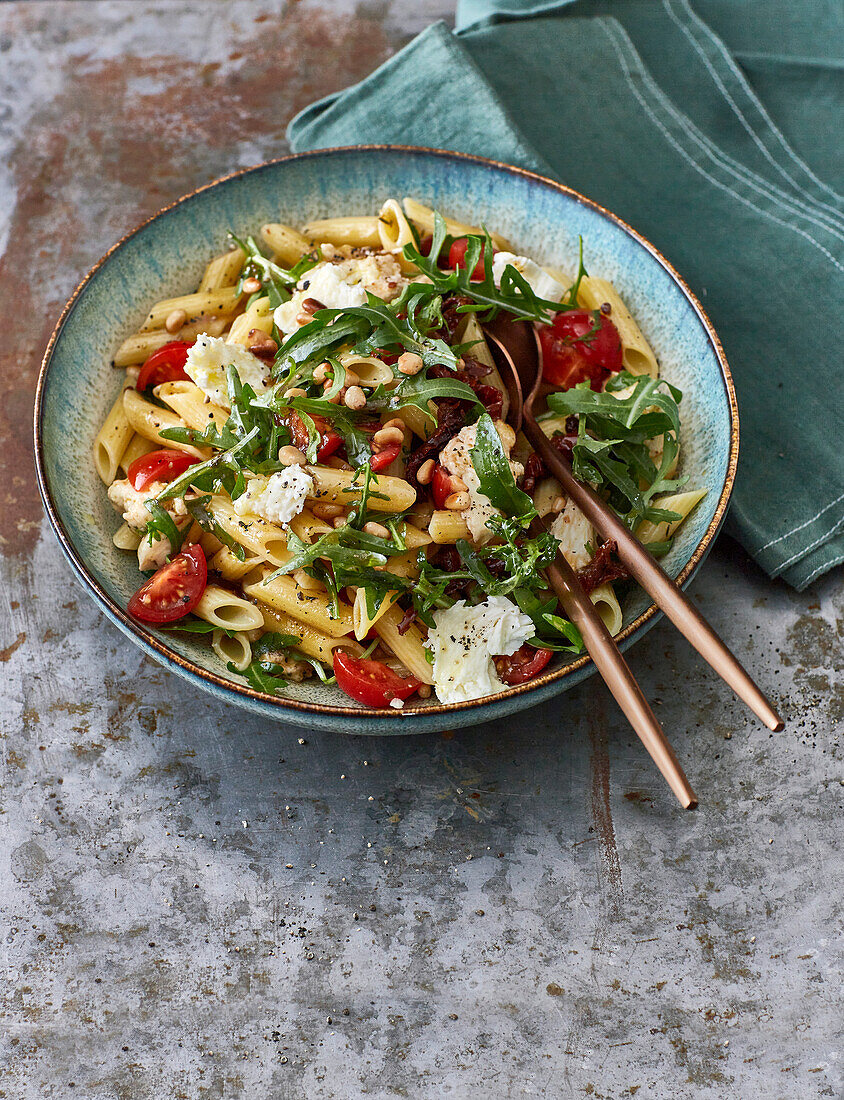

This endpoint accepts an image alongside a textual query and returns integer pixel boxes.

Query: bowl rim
[33,144,739,721]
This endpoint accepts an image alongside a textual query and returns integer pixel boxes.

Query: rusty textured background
[1,3,841,1097]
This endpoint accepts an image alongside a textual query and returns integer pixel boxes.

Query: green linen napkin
[288,1,844,589]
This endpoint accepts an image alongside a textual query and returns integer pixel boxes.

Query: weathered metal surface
[0,3,841,1097]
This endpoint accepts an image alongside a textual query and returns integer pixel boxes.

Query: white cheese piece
[273,252,406,338]
[107,479,186,530]
[439,422,524,545]
[184,333,271,408]
[232,465,314,527]
[551,498,594,571]
[426,596,535,704]
[137,532,174,572]
[492,252,566,303]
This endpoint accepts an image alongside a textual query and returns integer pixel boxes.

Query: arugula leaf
[229,232,317,308]
[143,500,186,556]
[563,236,588,307]
[512,588,584,652]
[155,426,260,503]
[546,373,688,528]
[230,658,289,695]
[185,495,247,561]
[381,370,482,423]
[469,413,536,524]
[401,212,573,324]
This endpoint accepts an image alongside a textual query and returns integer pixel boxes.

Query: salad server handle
[537,525,697,809]
[523,412,783,733]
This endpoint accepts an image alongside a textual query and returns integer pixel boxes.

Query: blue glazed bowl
[34,146,738,734]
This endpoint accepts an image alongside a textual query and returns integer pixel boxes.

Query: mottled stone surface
[0,3,841,1098]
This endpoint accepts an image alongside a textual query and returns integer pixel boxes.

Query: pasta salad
[94,198,705,709]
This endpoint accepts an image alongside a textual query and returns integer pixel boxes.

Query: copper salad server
[482,316,783,808]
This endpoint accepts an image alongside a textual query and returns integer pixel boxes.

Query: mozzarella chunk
[274,252,406,338]
[107,479,186,531]
[137,532,175,572]
[184,333,271,408]
[492,252,567,303]
[439,421,524,545]
[232,466,314,527]
[551,498,594,571]
[426,597,535,704]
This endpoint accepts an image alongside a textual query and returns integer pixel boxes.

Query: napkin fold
[289,0,844,589]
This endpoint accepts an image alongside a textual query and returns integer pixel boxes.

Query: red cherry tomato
[448,237,493,281]
[333,650,421,707]
[136,341,192,391]
[539,310,622,391]
[317,431,342,463]
[127,449,198,493]
[431,464,458,509]
[369,442,401,472]
[494,644,553,685]
[127,543,207,624]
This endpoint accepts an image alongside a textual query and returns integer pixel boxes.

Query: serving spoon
[483,315,783,759]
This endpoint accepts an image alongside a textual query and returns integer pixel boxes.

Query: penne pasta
[456,313,509,422]
[205,495,291,568]
[635,489,707,545]
[112,521,142,551]
[590,583,623,636]
[255,603,364,663]
[242,570,355,638]
[200,248,245,292]
[301,215,382,249]
[352,588,402,641]
[373,604,435,685]
[122,388,209,458]
[113,330,174,368]
[306,466,416,513]
[402,196,512,251]
[154,380,229,433]
[337,353,395,388]
[226,294,274,346]
[194,584,265,632]
[140,288,243,332]
[208,545,264,581]
[93,382,135,484]
[260,223,312,266]
[429,510,471,544]
[212,629,252,671]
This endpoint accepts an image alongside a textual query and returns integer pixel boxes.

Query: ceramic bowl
[34,146,738,734]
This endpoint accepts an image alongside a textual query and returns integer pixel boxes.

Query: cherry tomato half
[369,442,401,472]
[431,464,459,509]
[317,431,342,463]
[538,309,622,391]
[127,543,207,624]
[127,449,198,493]
[448,237,493,281]
[494,644,553,686]
[333,651,421,707]
[136,341,192,392]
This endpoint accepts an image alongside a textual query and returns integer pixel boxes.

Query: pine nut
[165,308,187,334]
[312,362,331,383]
[242,276,263,294]
[284,387,307,399]
[417,683,432,699]
[247,331,277,356]
[311,502,345,519]
[397,351,423,376]
[449,475,468,493]
[344,386,366,410]
[417,459,435,485]
[323,381,340,404]
[278,445,306,466]
[372,426,404,450]
[342,368,360,387]
[382,417,405,432]
[363,521,390,539]
[445,491,470,510]
[300,297,324,314]
[551,495,566,513]
[333,516,346,529]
